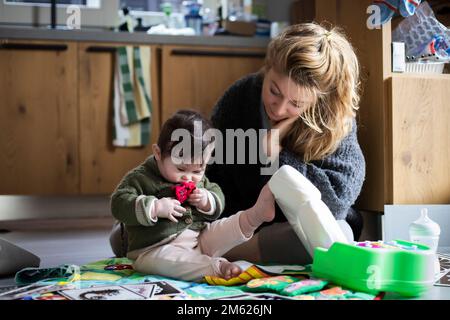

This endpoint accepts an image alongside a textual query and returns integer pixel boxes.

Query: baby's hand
[153,197,186,223]
[187,188,210,212]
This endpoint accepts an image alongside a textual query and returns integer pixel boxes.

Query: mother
[206,22,366,265]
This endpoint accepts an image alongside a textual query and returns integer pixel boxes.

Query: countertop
[0,26,270,48]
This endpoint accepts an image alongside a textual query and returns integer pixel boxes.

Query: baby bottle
[409,208,440,252]
[409,208,441,277]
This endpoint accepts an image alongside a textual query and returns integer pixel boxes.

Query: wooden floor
[0,219,114,286]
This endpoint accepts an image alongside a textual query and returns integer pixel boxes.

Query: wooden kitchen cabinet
[0,40,161,195]
[0,39,266,195]
[0,40,79,195]
[78,43,161,194]
[387,74,450,205]
[161,45,266,122]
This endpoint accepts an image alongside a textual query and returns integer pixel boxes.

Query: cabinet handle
[85,46,117,53]
[170,49,265,58]
[0,43,68,51]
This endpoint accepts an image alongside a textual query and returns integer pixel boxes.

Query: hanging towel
[113,46,153,147]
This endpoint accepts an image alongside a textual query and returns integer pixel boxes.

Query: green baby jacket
[110,155,225,252]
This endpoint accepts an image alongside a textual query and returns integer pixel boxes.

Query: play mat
[1,258,383,300]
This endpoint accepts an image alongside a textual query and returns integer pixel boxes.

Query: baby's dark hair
[157,110,214,161]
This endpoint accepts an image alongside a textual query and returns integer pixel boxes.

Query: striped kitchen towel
[113,46,153,147]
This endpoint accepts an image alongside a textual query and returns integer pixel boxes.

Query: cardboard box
[223,20,256,36]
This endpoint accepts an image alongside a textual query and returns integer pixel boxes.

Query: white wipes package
[268,165,350,257]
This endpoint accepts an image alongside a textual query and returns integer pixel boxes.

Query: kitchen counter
[0,26,270,48]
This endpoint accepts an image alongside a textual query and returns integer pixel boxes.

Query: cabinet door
[389,75,450,204]
[161,45,266,122]
[78,43,160,194]
[0,40,79,195]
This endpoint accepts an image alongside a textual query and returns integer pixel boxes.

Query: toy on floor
[312,240,435,297]
[268,165,350,258]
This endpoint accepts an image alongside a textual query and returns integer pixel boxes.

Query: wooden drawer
[161,45,266,122]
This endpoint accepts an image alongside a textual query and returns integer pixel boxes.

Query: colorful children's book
[59,285,145,300]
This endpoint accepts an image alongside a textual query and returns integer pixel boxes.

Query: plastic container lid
[409,208,441,237]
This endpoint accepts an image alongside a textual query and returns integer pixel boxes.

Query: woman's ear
[152,144,162,161]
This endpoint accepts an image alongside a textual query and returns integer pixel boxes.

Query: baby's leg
[198,186,275,258]
[198,211,251,258]
[132,243,234,282]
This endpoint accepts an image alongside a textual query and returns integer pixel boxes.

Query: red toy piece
[172,181,197,204]
[104,264,134,271]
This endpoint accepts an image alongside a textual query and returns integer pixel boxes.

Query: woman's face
[262,68,313,126]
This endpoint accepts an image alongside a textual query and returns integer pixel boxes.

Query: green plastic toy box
[312,240,435,297]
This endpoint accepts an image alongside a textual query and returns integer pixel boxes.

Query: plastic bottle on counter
[183,1,203,35]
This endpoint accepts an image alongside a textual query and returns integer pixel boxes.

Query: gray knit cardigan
[207,72,366,222]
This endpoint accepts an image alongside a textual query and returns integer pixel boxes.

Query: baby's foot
[219,261,242,280]
[251,184,276,224]
[239,184,276,238]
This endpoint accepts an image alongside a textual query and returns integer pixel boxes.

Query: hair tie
[325,32,332,40]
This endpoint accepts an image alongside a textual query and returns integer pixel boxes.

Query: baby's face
[158,155,209,184]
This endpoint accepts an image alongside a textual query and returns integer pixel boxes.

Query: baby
[111,110,275,282]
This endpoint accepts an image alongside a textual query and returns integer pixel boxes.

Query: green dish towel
[113,46,153,147]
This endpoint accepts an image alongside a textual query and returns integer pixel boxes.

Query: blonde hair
[264,23,361,162]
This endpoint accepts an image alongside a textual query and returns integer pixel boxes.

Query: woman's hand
[263,116,298,160]
[152,198,186,223]
[187,188,211,212]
